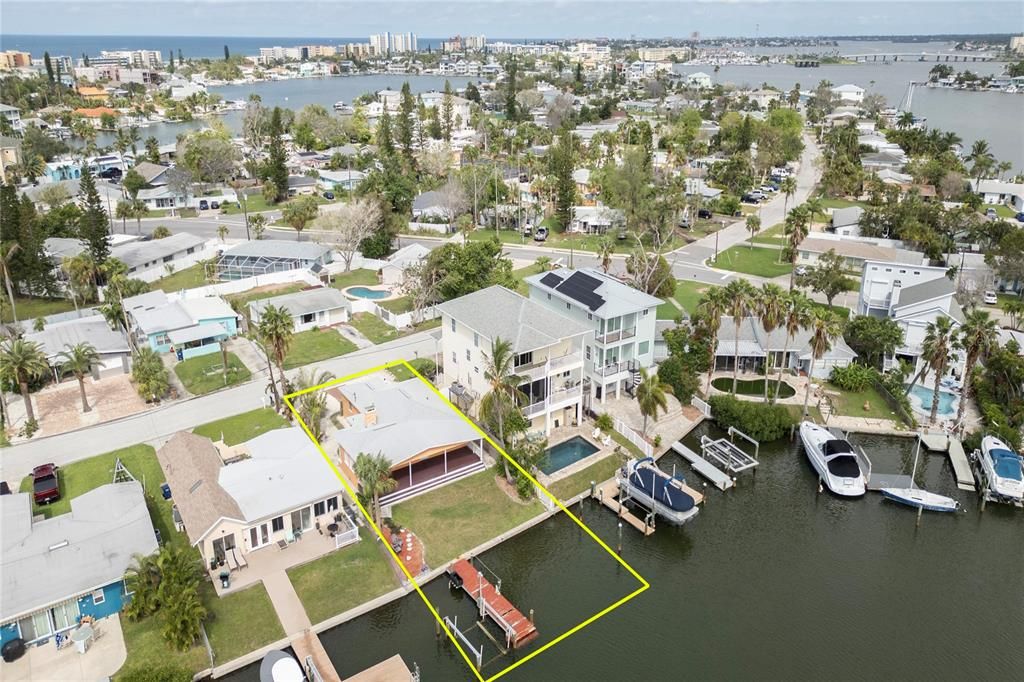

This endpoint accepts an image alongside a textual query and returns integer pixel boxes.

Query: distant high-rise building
[370,31,417,54]
[0,51,33,69]
[1011,35,1024,55]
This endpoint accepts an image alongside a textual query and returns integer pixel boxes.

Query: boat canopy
[990,449,1024,481]
[824,439,855,457]
[628,462,696,512]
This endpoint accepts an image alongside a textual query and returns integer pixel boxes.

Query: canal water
[220,423,1024,681]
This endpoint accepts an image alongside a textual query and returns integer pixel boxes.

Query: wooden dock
[671,443,733,491]
[344,654,413,682]
[292,629,342,682]
[449,559,538,649]
[921,433,975,491]
[592,478,656,535]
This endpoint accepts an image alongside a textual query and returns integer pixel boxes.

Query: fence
[407,220,451,234]
[350,298,439,330]
[691,395,712,418]
[871,377,917,427]
[173,268,324,300]
[613,418,653,457]
[130,245,221,283]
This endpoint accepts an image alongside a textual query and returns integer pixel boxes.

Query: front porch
[380,444,486,506]
[210,515,360,597]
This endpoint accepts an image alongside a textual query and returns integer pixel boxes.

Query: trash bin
[220,571,230,589]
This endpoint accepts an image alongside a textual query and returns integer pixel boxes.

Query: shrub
[408,357,437,378]
[118,664,193,682]
[594,412,614,433]
[658,355,700,404]
[708,394,796,442]
[829,363,877,392]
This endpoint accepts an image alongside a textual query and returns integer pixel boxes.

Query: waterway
[220,423,1024,681]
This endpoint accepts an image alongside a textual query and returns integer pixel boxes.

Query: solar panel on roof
[558,272,606,311]
[540,272,564,288]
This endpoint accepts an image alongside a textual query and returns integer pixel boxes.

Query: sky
[1,1,1021,39]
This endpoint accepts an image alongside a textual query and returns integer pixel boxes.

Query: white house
[857,260,966,378]
[684,72,712,89]
[437,285,592,435]
[411,190,447,220]
[249,287,351,332]
[525,268,661,404]
[831,83,865,103]
[830,206,864,237]
[972,179,1024,211]
[747,89,782,109]
[377,88,402,111]
[570,205,625,234]
[418,91,473,125]
[713,316,857,379]
[24,315,132,377]
[380,243,430,285]
[0,103,23,133]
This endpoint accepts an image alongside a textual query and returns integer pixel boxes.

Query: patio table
[71,625,93,654]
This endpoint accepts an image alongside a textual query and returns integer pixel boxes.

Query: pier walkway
[449,559,538,649]
[671,442,733,491]
[592,478,656,535]
[263,570,342,681]
[921,433,975,491]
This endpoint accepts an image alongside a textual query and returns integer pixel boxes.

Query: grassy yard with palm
[711,245,793,278]
[193,408,289,445]
[174,352,251,395]
[283,329,357,369]
[152,264,209,293]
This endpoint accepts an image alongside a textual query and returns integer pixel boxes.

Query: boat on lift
[259,650,304,682]
[620,457,704,524]
[799,422,867,497]
[979,436,1024,500]
[881,435,961,512]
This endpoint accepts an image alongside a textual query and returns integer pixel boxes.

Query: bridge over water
[842,53,998,63]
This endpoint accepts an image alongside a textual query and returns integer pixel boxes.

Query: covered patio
[1,614,126,682]
[389,445,482,493]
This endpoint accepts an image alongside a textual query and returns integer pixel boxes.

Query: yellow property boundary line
[283,359,650,682]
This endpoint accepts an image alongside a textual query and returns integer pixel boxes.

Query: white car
[983,291,998,305]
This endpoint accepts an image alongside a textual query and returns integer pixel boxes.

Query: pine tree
[376,110,395,159]
[549,130,576,232]
[441,80,454,142]
[77,168,111,266]
[168,50,174,70]
[43,52,54,83]
[396,82,415,162]
[505,57,519,123]
[178,49,184,64]
[15,196,58,297]
[224,45,230,61]
[266,107,289,202]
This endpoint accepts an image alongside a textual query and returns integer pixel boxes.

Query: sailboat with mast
[880,434,961,512]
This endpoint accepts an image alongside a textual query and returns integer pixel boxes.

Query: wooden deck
[344,654,412,681]
[450,559,538,649]
[592,479,656,536]
[291,629,341,682]
[921,433,975,491]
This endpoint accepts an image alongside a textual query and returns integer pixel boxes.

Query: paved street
[0,330,440,483]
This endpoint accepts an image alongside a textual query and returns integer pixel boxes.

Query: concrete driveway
[2,614,127,682]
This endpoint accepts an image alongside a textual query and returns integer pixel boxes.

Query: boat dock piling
[448,559,539,650]
[920,433,976,491]
[592,478,656,535]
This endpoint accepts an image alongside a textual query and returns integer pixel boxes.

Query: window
[639,341,650,355]
[451,351,457,363]
[326,496,338,512]
[643,309,649,316]
[450,318,456,332]
[585,346,592,360]
[465,349,471,361]
[587,313,593,320]
[546,293,551,300]
[474,366,479,374]
[162,255,173,263]
[92,589,106,605]
[272,516,284,532]
[301,312,315,324]
[899,269,906,274]
[473,332,479,347]
[314,500,326,516]
[566,302,571,310]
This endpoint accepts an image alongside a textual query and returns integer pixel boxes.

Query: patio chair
[602,434,612,447]
[285,530,296,544]
[593,427,602,439]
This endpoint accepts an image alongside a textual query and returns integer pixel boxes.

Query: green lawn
[711,245,793,278]
[674,280,719,317]
[193,408,289,445]
[119,610,210,680]
[820,197,868,211]
[752,223,787,245]
[288,530,398,625]
[809,301,852,320]
[378,295,414,314]
[204,582,285,664]
[825,381,901,421]
[981,204,1016,219]
[1,296,76,323]
[221,194,273,215]
[387,358,437,382]
[329,268,379,290]
[656,298,682,320]
[547,452,627,500]
[174,352,252,395]
[512,265,540,294]
[152,264,209,293]
[226,283,307,311]
[283,328,357,369]
[393,470,544,566]
[349,312,401,344]
[16,444,188,548]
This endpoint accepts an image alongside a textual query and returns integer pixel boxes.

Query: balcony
[595,327,636,345]
[521,385,584,417]
[594,359,639,378]
[515,351,583,379]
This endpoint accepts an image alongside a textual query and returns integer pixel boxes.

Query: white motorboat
[980,436,1024,500]
[799,421,867,497]
[259,650,304,682]
[881,435,961,512]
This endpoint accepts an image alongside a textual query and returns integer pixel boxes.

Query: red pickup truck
[31,464,60,505]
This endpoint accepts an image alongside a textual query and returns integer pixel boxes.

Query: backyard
[1,296,76,323]
[378,295,414,314]
[825,381,902,421]
[192,407,289,446]
[283,328,357,369]
[392,470,544,566]
[329,268,379,290]
[348,312,440,345]
[288,530,398,625]
[152,264,209,293]
[547,452,626,501]
[174,352,252,395]
[711,245,793,278]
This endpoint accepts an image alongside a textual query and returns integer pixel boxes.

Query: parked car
[98,168,122,180]
[678,216,691,229]
[761,184,778,193]
[210,201,220,210]
[983,291,998,305]
[795,265,808,276]
[323,191,335,200]
[697,208,713,219]
[741,193,761,204]
[985,207,997,218]
[30,464,60,505]
[1015,212,1024,223]
[533,226,549,242]
[198,199,209,210]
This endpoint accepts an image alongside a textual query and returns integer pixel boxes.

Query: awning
[168,323,227,346]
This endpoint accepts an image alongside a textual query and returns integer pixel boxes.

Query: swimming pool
[541,436,600,475]
[346,286,391,300]
[906,384,958,418]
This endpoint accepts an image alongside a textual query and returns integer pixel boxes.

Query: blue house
[124,291,239,359]
[0,482,159,647]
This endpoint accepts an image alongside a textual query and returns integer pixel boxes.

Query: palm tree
[896,111,915,130]
[534,255,551,273]
[131,198,149,235]
[162,585,207,652]
[776,291,813,403]
[955,310,998,431]
[757,284,786,402]
[0,338,50,424]
[784,205,811,287]
[804,196,824,223]
[479,337,526,484]
[918,317,958,425]
[636,368,671,436]
[780,176,797,218]
[0,242,21,324]
[802,309,842,417]
[115,200,132,233]
[724,279,757,393]
[292,368,335,441]
[696,287,728,390]
[597,236,615,272]
[904,317,956,400]
[256,305,295,405]
[58,342,100,412]
[353,451,396,528]
[745,213,761,249]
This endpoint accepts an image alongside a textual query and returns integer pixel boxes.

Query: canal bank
[219,422,1024,681]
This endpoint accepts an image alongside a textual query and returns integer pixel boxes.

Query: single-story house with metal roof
[111,233,208,276]
[971,179,1024,211]
[329,377,485,505]
[380,243,430,285]
[24,315,132,377]
[215,240,333,281]
[287,175,318,195]
[570,205,625,234]
[714,316,858,379]
[0,482,158,648]
[796,236,927,271]
[156,430,354,589]
[123,290,238,358]
[249,287,351,331]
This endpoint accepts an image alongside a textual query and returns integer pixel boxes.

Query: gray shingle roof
[112,233,206,269]
[222,239,330,261]
[1,482,158,622]
[437,285,591,353]
[249,287,350,318]
[831,206,863,228]
[894,277,954,308]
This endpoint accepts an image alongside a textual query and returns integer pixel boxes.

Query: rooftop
[249,287,350,318]
[24,316,129,359]
[525,267,662,319]
[437,285,591,353]
[221,239,331,261]
[111,233,206,270]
